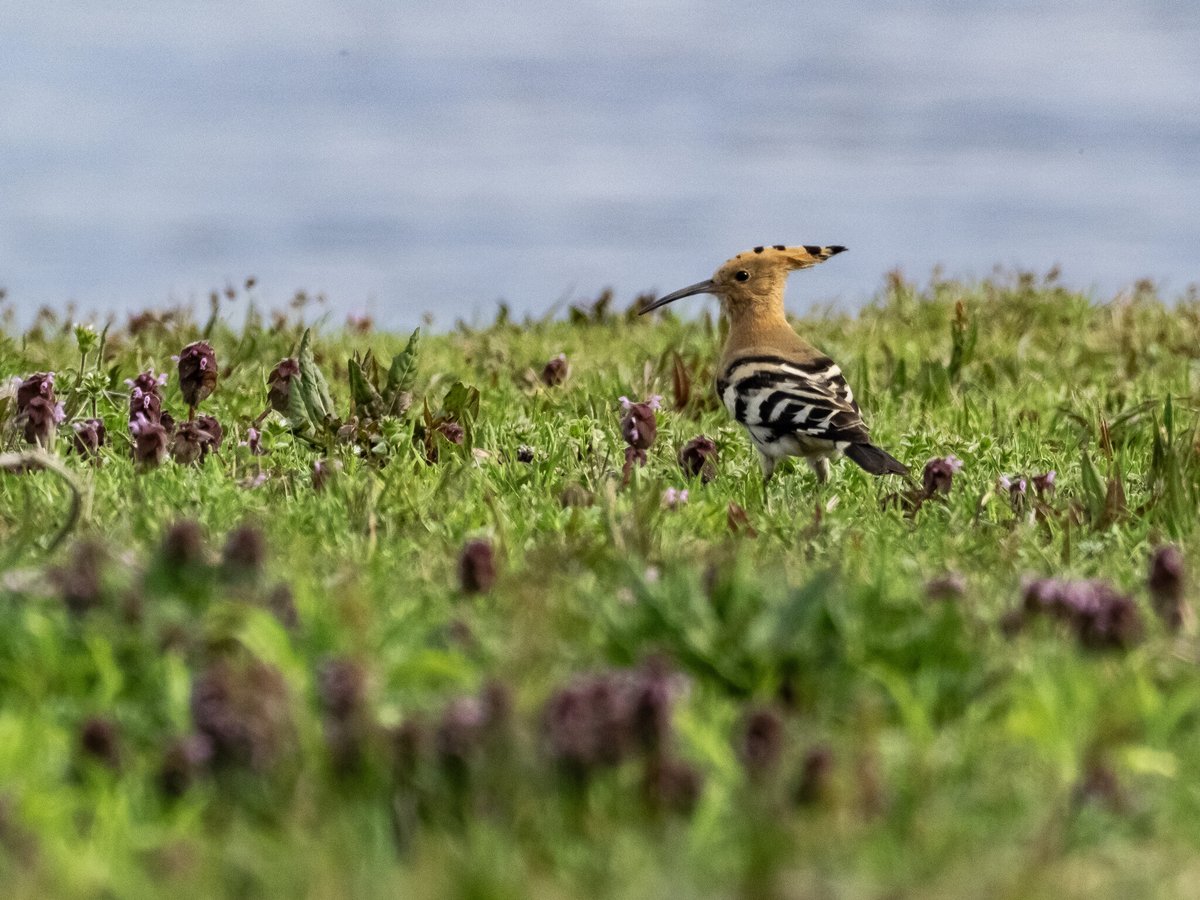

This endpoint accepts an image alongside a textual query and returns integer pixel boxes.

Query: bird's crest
[729,244,847,271]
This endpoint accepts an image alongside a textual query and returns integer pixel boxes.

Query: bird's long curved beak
[639,279,718,314]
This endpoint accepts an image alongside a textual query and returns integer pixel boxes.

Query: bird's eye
[734,270,750,282]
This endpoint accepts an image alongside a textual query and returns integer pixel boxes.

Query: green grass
[1,270,1199,899]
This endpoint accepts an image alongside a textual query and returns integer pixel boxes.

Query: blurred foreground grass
[1,271,1199,898]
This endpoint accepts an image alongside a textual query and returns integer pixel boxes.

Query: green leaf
[361,348,380,386]
[279,329,338,440]
[386,328,421,400]
[297,328,335,425]
[947,301,977,383]
[348,353,383,417]
[285,372,316,438]
[442,381,480,425]
[1079,450,1106,523]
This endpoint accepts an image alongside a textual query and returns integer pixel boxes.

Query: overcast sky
[4,1,1198,324]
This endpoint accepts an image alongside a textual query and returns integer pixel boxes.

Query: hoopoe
[641,245,909,484]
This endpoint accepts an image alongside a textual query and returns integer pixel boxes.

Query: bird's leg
[758,451,777,483]
[758,451,777,511]
[807,456,831,485]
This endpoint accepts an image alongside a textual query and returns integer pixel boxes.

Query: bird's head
[641,245,846,316]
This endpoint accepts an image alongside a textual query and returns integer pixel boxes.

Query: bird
[641,244,909,484]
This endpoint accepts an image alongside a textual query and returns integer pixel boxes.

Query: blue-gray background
[4,1,1198,325]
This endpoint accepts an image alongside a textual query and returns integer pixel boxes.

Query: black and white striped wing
[716,354,869,445]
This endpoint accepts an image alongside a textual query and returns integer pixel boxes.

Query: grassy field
[1,271,1199,899]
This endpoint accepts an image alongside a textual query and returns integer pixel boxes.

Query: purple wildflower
[480,680,513,737]
[736,708,785,779]
[160,520,206,569]
[79,717,122,770]
[127,371,165,424]
[318,657,371,774]
[240,426,264,455]
[130,415,169,469]
[13,373,60,447]
[222,525,267,578]
[922,455,963,497]
[794,745,835,807]
[15,371,55,408]
[998,475,1027,495]
[124,371,167,390]
[662,487,689,509]
[997,474,1029,512]
[541,353,570,387]
[52,540,107,617]
[170,421,206,465]
[195,415,222,458]
[543,662,681,780]
[642,757,703,817]
[128,386,159,424]
[177,341,218,410]
[620,395,660,480]
[190,658,293,773]
[1032,470,1056,500]
[1148,545,1188,632]
[346,312,373,333]
[435,420,465,445]
[435,696,486,768]
[266,583,299,629]
[71,418,106,458]
[926,572,967,601]
[458,538,497,594]
[312,458,342,492]
[1014,577,1143,649]
[1073,759,1127,813]
[267,358,301,415]
[678,435,718,483]
[240,472,269,490]
[318,658,368,723]
[159,734,214,797]
[20,397,60,447]
[543,676,625,776]
[391,719,428,783]
[629,656,674,756]
[620,395,661,450]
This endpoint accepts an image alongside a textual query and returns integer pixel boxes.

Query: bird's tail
[845,442,909,477]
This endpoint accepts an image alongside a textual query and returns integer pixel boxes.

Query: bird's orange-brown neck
[719,301,816,369]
